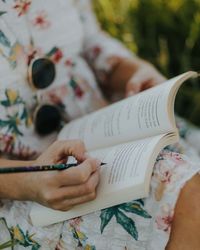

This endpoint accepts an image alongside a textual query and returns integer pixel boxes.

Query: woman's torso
[0,0,106,158]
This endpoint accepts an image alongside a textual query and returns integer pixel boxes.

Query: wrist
[0,159,35,167]
[0,172,28,200]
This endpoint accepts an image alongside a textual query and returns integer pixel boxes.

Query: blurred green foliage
[94,0,200,126]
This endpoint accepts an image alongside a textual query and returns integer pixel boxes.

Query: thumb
[126,72,145,97]
[36,140,87,165]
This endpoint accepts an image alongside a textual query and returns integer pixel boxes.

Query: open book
[30,71,198,227]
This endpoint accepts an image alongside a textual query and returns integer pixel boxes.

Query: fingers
[126,71,150,97]
[126,77,142,96]
[59,170,100,198]
[36,139,88,165]
[126,62,166,97]
[57,192,97,211]
[43,169,100,211]
[126,65,153,95]
[52,140,87,163]
[57,158,101,186]
[59,140,87,162]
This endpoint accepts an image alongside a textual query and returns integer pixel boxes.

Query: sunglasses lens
[35,105,62,136]
[31,58,55,89]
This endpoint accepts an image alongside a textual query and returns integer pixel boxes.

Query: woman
[0,0,199,249]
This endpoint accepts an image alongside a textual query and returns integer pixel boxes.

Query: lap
[0,141,199,250]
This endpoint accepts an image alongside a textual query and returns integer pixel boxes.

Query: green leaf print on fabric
[0,113,23,136]
[68,218,96,250]
[100,200,151,240]
[0,11,7,16]
[100,207,115,233]
[71,228,96,250]
[69,77,84,98]
[0,29,23,69]
[10,225,40,249]
[1,89,23,107]
[46,46,63,63]
[46,46,59,57]
[8,42,22,68]
[0,218,40,249]
[119,202,152,218]
[0,217,17,249]
[0,30,11,48]
[0,89,32,137]
[116,209,138,240]
[20,106,32,127]
[0,241,16,250]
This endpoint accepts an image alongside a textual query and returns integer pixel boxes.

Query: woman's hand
[103,56,166,98]
[125,59,166,96]
[0,140,101,211]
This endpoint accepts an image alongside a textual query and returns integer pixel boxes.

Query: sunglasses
[28,57,56,89]
[34,104,63,136]
[28,58,67,135]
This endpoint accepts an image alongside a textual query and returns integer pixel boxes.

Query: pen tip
[101,162,107,166]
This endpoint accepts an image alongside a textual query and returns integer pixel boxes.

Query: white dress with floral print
[0,1,200,250]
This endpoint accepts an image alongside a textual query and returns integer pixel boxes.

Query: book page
[59,72,197,150]
[30,133,178,226]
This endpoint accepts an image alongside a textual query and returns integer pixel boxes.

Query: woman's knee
[166,174,200,250]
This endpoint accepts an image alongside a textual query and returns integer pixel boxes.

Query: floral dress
[0,1,200,249]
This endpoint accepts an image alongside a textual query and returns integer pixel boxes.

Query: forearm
[0,158,34,200]
[75,0,136,97]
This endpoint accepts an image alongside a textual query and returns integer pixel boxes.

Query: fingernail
[95,159,101,167]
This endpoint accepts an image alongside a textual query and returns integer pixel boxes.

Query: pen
[0,162,106,174]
